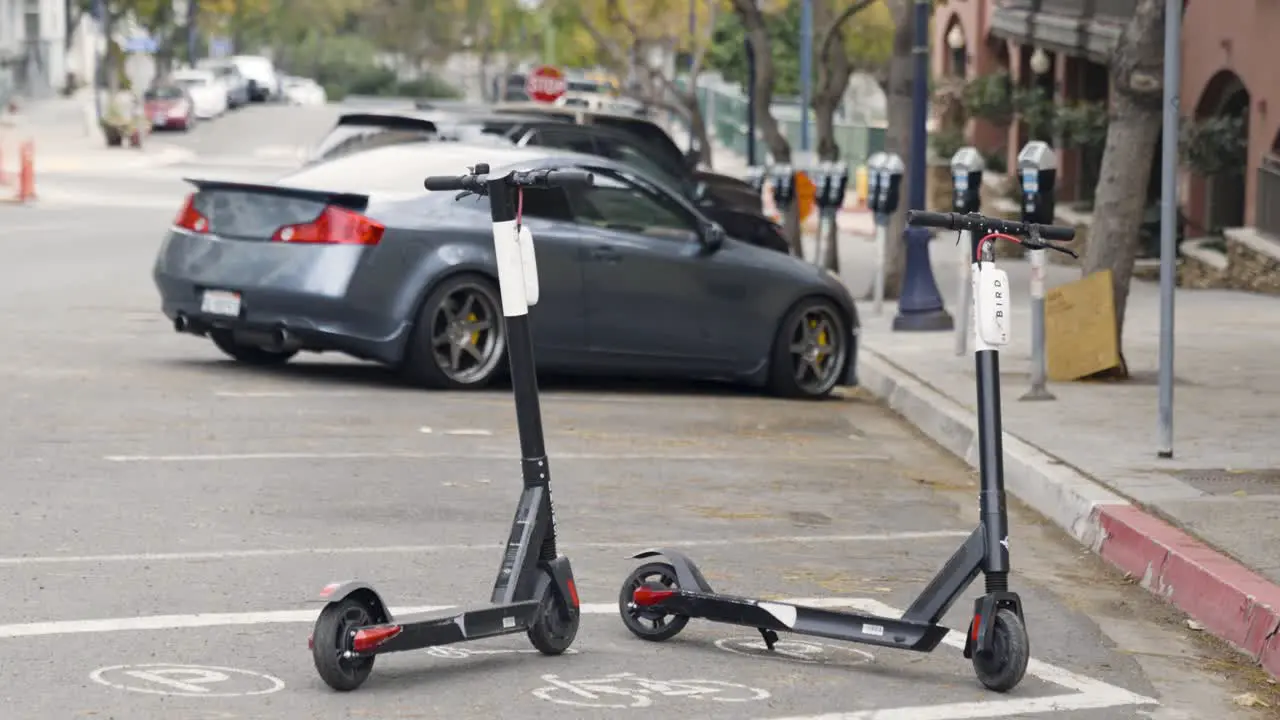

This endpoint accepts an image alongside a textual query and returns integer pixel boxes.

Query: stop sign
[526,66,567,103]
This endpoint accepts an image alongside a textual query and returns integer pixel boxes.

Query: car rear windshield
[311,123,436,162]
[146,87,184,100]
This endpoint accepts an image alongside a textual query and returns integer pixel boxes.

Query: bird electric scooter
[616,209,1076,692]
[309,163,596,691]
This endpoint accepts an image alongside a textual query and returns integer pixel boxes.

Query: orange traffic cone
[15,140,35,203]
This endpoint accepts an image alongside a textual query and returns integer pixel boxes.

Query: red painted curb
[1096,504,1280,677]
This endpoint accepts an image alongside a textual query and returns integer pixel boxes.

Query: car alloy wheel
[774,302,847,398]
[428,280,505,385]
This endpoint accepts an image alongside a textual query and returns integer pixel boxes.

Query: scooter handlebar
[906,210,1076,242]
[423,174,486,192]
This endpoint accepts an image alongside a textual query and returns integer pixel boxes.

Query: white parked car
[282,76,327,106]
[230,55,281,102]
[171,69,228,119]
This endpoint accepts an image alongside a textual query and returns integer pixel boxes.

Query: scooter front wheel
[618,562,690,642]
[312,597,377,691]
[528,573,580,655]
[972,608,1029,692]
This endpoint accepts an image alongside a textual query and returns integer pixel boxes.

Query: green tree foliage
[706,0,892,96]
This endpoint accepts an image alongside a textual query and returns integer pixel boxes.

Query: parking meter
[950,147,985,214]
[950,147,986,356]
[814,161,850,212]
[866,152,904,216]
[770,164,797,208]
[1016,140,1058,401]
[866,152,904,316]
[1017,141,1057,225]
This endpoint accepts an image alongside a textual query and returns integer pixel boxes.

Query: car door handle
[589,245,622,262]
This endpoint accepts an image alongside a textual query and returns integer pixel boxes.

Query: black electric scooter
[616,209,1076,693]
[308,163,595,691]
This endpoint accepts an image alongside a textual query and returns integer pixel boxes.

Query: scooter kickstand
[758,628,779,651]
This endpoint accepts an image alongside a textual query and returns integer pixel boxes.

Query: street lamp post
[893,0,954,332]
[799,0,813,152]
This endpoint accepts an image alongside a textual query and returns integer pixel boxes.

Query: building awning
[989,0,1135,63]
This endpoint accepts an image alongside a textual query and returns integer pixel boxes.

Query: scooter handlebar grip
[1037,224,1076,241]
[906,210,956,229]
[423,175,467,192]
[544,169,594,189]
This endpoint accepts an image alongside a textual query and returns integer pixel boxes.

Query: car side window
[518,187,574,222]
[567,170,699,243]
[527,128,598,156]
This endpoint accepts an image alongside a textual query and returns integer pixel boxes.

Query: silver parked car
[152,143,859,398]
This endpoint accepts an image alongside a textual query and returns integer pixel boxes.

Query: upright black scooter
[309,163,596,691]
[616,209,1076,693]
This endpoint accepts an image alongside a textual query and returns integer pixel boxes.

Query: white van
[229,55,280,102]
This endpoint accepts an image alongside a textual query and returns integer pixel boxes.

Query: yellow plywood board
[1045,269,1121,381]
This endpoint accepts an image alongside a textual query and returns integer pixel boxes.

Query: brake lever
[454,190,476,201]
[1024,240,1078,258]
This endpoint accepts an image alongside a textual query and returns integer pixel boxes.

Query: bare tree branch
[689,0,718,79]
[818,0,876,60]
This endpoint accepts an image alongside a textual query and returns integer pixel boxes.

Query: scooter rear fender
[629,548,715,593]
[313,580,392,624]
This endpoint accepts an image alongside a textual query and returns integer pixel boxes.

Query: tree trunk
[874,0,914,300]
[1080,0,1168,377]
[731,0,799,254]
[682,90,714,170]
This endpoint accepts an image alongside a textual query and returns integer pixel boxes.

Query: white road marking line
[214,390,362,398]
[443,429,493,436]
[0,598,854,639]
[419,426,433,433]
[0,530,970,567]
[758,598,1157,720]
[101,451,892,462]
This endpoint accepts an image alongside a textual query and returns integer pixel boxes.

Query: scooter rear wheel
[312,597,377,691]
[971,608,1029,692]
[528,572,580,655]
[618,562,690,642]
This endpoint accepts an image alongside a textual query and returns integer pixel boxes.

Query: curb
[858,348,1280,679]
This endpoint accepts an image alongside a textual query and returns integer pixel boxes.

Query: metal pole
[92,0,105,122]
[954,229,971,355]
[873,215,887,315]
[1020,242,1054,401]
[799,0,813,152]
[1157,0,1181,459]
[892,0,953,331]
[187,0,199,66]
[745,36,757,165]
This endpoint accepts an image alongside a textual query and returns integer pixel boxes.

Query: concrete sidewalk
[833,232,1280,680]
[0,93,192,184]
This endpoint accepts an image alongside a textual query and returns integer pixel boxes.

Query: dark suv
[491,103,764,213]
[508,121,786,253]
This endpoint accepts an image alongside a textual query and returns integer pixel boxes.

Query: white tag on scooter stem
[975,262,1010,347]
[518,224,539,306]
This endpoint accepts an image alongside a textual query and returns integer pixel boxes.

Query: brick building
[933,0,1279,238]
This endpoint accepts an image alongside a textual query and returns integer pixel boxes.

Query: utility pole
[799,0,812,152]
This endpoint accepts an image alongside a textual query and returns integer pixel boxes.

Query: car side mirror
[699,220,725,252]
[684,147,702,170]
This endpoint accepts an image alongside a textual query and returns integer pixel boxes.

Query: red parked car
[144,85,196,132]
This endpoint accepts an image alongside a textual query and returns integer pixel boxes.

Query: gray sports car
[153,143,860,398]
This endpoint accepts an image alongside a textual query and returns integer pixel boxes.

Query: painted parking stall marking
[714,635,875,666]
[532,672,770,709]
[89,664,284,697]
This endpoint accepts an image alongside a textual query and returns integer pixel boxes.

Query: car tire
[401,273,507,390]
[767,297,849,399]
[211,330,298,366]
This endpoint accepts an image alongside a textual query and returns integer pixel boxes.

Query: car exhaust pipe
[174,314,189,333]
[273,327,292,349]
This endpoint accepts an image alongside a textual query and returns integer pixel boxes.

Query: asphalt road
[0,103,1273,720]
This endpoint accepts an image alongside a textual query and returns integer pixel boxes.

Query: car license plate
[201,290,241,317]
[154,113,167,124]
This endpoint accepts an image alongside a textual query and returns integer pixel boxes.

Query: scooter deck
[366,600,542,655]
[644,590,951,652]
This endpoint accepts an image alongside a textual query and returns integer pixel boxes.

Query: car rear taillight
[271,206,384,245]
[174,193,209,233]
